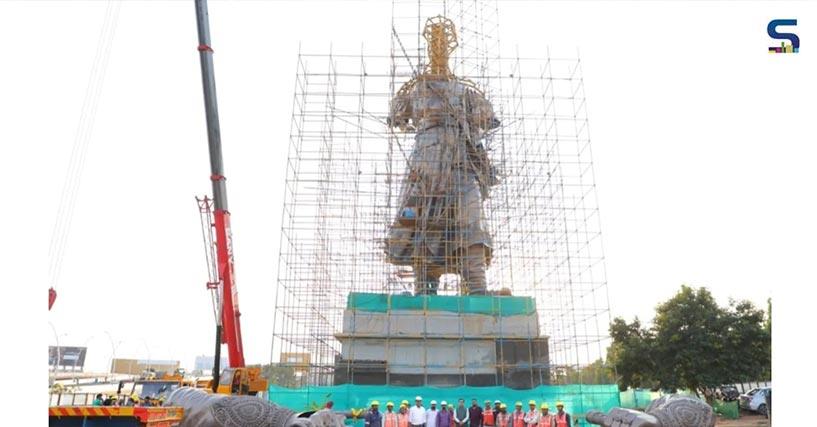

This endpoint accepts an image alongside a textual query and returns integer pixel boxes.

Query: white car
[739,387,770,415]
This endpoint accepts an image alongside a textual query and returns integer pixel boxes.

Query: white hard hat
[416,396,423,401]
[441,401,448,406]
[430,400,438,405]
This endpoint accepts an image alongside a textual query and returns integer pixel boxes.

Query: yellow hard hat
[555,401,564,407]
[371,400,380,406]
[515,402,522,407]
[540,404,549,410]
[387,402,394,407]
[500,404,507,409]
[528,400,536,406]
[401,400,409,406]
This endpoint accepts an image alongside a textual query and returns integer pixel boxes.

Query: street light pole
[142,339,152,375]
[72,336,93,383]
[48,322,61,376]
[104,331,121,381]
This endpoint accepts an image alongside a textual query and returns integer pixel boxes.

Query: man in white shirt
[409,396,427,427]
[426,400,439,427]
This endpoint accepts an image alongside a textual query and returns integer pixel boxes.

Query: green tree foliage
[607,285,771,397]
[607,317,656,391]
[565,359,617,384]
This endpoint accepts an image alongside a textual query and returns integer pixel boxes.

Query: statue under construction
[386,16,500,296]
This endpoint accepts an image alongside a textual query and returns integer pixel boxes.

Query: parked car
[718,385,740,401]
[739,387,770,415]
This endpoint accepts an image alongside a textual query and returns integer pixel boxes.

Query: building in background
[194,355,228,372]
[110,358,179,375]
[49,346,87,372]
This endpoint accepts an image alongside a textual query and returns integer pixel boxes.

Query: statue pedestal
[334,293,550,388]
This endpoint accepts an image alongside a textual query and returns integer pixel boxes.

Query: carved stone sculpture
[586,395,715,427]
[165,387,343,427]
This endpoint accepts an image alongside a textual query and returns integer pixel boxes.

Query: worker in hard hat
[553,402,569,427]
[384,402,398,427]
[511,402,525,427]
[365,401,383,427]
[410,396,426,427]
[496,404,510,427]
[398,403,411,427]
[436,401,452,427]
[537,404,553,427]
[523,400,539,427]
[426,400,439,427]
[482,400,495,427]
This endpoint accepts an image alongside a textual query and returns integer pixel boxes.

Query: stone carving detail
[166,387,317,427]
[586,395,715,427]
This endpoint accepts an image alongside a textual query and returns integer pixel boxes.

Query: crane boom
[193,0,246,385]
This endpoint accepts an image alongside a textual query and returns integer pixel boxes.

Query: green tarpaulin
[268,383,620,416]
[347,293,536,317]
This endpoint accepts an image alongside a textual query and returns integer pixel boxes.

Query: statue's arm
[388,78,416,130]
[466,88,500,131]
[586,409,660,427]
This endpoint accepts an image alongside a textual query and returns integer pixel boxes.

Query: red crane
[193,0,245,387]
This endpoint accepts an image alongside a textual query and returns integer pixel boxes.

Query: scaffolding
[272,0,611,392]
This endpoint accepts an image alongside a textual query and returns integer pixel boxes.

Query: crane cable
[47,0,122,293]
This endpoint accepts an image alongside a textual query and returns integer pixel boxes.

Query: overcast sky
[5,1,815,373]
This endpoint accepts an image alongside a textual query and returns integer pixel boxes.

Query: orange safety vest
[483,409,495,426]
[496,413,510,427]
[384,413,398,427]
[398,414,410,427]
[512,412,525,427]
[537,414,553,427]
[554,413,568,427]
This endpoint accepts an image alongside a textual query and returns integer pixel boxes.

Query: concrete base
[334,297,550,389]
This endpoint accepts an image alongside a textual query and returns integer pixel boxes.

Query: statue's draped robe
[386,77,497,293]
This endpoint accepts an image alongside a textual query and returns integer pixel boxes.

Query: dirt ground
[716,413,770,426]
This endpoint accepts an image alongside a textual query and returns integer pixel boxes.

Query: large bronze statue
[386,16,499,295]
[586,395,716,427]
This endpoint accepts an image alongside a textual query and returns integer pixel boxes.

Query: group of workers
[363,396,572,427]
[91,393,164,407]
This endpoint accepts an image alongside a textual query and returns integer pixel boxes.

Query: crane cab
[215,367,268,396]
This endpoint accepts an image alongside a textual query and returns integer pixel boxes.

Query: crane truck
[193,0,267,396]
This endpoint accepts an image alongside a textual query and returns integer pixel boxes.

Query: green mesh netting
[347,293,536,316]
[618,389,661,409]
[268,384,620,416]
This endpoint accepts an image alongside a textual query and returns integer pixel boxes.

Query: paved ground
[717,413,770,426]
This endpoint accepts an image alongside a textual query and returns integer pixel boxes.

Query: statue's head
[423,15,458,76]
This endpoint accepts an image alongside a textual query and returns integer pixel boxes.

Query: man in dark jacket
[468,399,482,427]
[366,401,383,427]
[454,399,469,427]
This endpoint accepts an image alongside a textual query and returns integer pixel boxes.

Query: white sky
[3,1,815,379]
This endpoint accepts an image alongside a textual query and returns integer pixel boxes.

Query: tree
[608,285,771,398]
[606,317,656,391]
[564,359,617,385]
